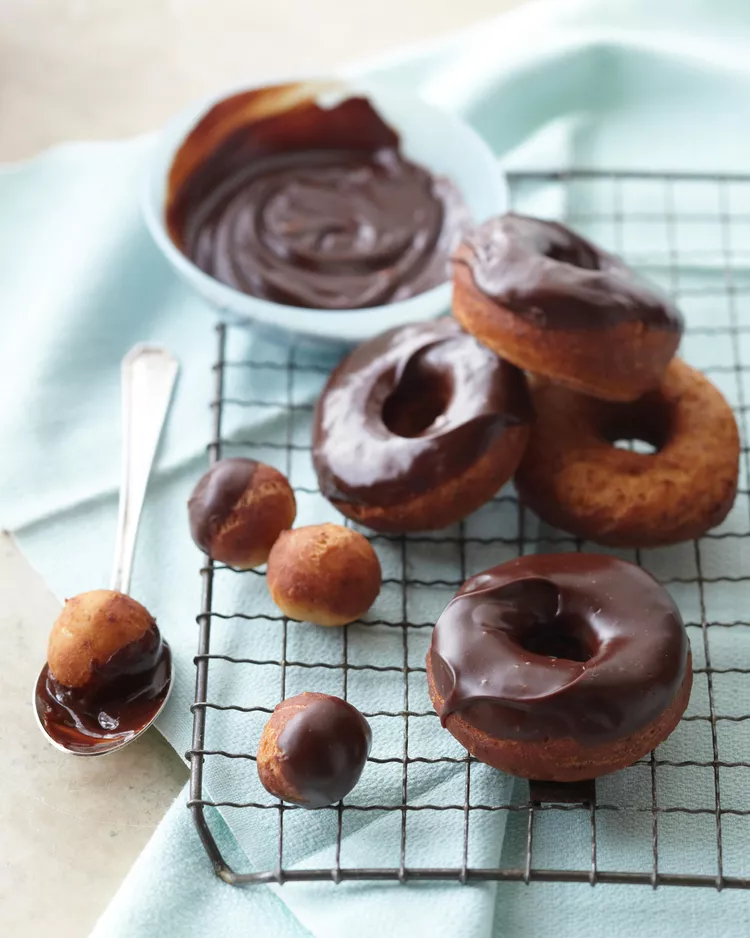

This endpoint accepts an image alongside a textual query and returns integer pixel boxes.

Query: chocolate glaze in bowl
[166,89,470,310]
[143,78,506,345]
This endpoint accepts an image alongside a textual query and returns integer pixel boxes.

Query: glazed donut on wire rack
[427,553,692,782]
[452,213,683,402]
[313,318,532,532]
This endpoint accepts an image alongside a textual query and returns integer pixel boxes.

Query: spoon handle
[111,345,179,594]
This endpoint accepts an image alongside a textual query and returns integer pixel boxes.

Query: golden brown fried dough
[47,590,156,688]
[515,359,739,547]
[266,523,381,626]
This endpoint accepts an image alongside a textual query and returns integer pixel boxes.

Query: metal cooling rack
[189,170,750,889]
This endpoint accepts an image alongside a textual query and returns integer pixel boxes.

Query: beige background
[1,0,523,162]
[0,1,523,936]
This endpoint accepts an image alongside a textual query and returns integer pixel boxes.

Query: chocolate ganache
[273,693,372,808]
[167,82,470,309]
[312,319,531,507]
[429,553,688,744]
[36,627,171,755]
[454,213,683,331]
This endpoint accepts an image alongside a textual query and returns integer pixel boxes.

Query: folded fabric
[3,0,750,935]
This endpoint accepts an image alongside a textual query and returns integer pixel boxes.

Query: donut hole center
[600,394,673,455]
[519,616,597,663]
[610,438,658,455]
[382,357,453,438]
[545,241,600,270]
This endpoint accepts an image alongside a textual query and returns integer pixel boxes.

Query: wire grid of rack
[189,169,750,889]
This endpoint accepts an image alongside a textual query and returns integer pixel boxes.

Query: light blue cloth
[3,0,750,935]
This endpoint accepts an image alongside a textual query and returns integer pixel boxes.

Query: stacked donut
[314,212,739,546]
[312,212,740,783]
[453,214,740,547]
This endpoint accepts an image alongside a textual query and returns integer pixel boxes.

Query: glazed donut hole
[381,349,453,438]
[188,458,296,569]
[47,589,157,689]
[266,523,381,626]
[257,692,372,808]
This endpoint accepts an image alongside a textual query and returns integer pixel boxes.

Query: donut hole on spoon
[381,349,453,437]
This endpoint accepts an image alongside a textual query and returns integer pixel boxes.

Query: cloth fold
[4,0,750,935]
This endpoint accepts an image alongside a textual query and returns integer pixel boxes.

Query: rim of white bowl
[142,76,507,344]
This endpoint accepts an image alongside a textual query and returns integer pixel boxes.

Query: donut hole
[518,616,597,663]
[545,240,600,270]
[599,394,673,455]
[382,358,453,438]
[610,438,658,454]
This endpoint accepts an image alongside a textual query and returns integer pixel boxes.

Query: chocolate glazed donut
[427,554,692,781]
[312,319,532,532]
[452,214,683,401]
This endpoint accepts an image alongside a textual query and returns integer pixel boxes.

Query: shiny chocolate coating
[271,693,371,808]
[313,319,531,508]
[167,86,470,309]
[188,457,258,552]
[455,213,683,331]
[36,626,171,755]
[429,553,688,744]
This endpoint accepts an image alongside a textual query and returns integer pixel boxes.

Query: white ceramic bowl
[143,77,506,346]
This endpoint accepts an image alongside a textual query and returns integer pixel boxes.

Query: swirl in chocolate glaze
[454,213,683,331]
[429,554,688,744]
[275,693,372,808]
[36,627,171,755]
[312,319,531,507]
[167,86,470,309]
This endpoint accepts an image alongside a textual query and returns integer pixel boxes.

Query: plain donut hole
[519,615,598,663]
[599,393,674,456]
[382,354,453,438]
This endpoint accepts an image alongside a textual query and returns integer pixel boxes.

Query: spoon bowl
[33,651,174,756]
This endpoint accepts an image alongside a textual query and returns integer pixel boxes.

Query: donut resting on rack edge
[312,319,532,533]
[427,554,692,782]
[514,359,739,547]
[188,457,296,568]
[452,213,683,402]
[257,693,372,807]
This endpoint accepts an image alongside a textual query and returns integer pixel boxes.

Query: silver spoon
[34,344,179,755]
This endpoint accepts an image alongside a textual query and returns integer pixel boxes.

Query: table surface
[0,1,524,934]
